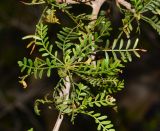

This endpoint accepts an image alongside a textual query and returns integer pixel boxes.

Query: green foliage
[27,128,34,131]
[138,0,160,34]
[34,94,53,115]
[18,24,64,79]
[82,111,115,131]
[76,73,124,94]
[122,0,160,35]
[18,0,159,130]
[140,0,160,14]
[141,15,160,35]
[104,38,140,62]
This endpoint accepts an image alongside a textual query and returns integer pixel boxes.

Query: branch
[52,113,64,131]
[56,0,105,10]
[91,0,106,20]
[52,76,70,131]
[56,0,92,5]
[90,0,106,65]
[116,0,135,13]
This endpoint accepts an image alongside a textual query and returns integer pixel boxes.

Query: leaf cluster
[120,0,160,35]
[17,0,159,130]
[18,15,143,131]
[82,111,115,131]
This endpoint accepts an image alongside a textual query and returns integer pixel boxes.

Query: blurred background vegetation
[0,0,160,131]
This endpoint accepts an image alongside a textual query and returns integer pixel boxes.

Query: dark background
[0,1,160,131]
